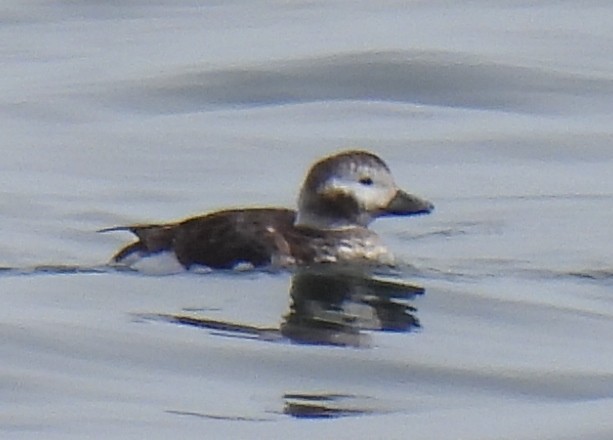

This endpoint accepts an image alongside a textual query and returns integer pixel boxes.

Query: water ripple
[107,50,613,114]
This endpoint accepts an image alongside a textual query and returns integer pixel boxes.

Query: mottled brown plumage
[100,150,433,270]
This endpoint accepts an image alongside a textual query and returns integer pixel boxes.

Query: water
[2,1,613,439]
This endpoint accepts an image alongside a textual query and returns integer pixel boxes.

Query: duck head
[295,150,433,230]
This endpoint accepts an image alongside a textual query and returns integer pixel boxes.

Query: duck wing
[173,209,296,269]
[100,209,298,269]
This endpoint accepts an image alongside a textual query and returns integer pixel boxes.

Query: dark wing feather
[101,209,299,269]
[172,209,297,269]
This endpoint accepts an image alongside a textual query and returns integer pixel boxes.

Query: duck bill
[383,189,434,216]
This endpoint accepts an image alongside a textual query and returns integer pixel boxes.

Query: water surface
[2,1,613,439]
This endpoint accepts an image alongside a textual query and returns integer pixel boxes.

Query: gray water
[2,1,613,439]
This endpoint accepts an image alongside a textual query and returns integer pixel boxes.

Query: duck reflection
[150,266,424,348]
[281,266,423,347]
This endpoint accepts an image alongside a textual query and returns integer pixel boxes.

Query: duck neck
[294,192,372,231]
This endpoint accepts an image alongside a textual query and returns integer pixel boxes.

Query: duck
[100,150,433,270]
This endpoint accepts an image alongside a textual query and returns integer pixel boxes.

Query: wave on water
[105,50,613,114]
[3,259,611,286]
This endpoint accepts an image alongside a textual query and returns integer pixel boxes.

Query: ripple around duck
[130,268,425,348]
[282,393,385,419]
[107,50,613,114]
[166,393,387,421]
[544,268,613,284]
[0,264,118,277]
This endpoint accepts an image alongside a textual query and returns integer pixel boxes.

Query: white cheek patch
[323,178,393,210]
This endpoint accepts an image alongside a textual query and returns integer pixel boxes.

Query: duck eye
[359,177,374,186]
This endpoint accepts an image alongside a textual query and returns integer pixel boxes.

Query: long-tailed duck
[100,150,433,270]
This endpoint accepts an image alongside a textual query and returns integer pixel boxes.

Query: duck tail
[98,224,176,263]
